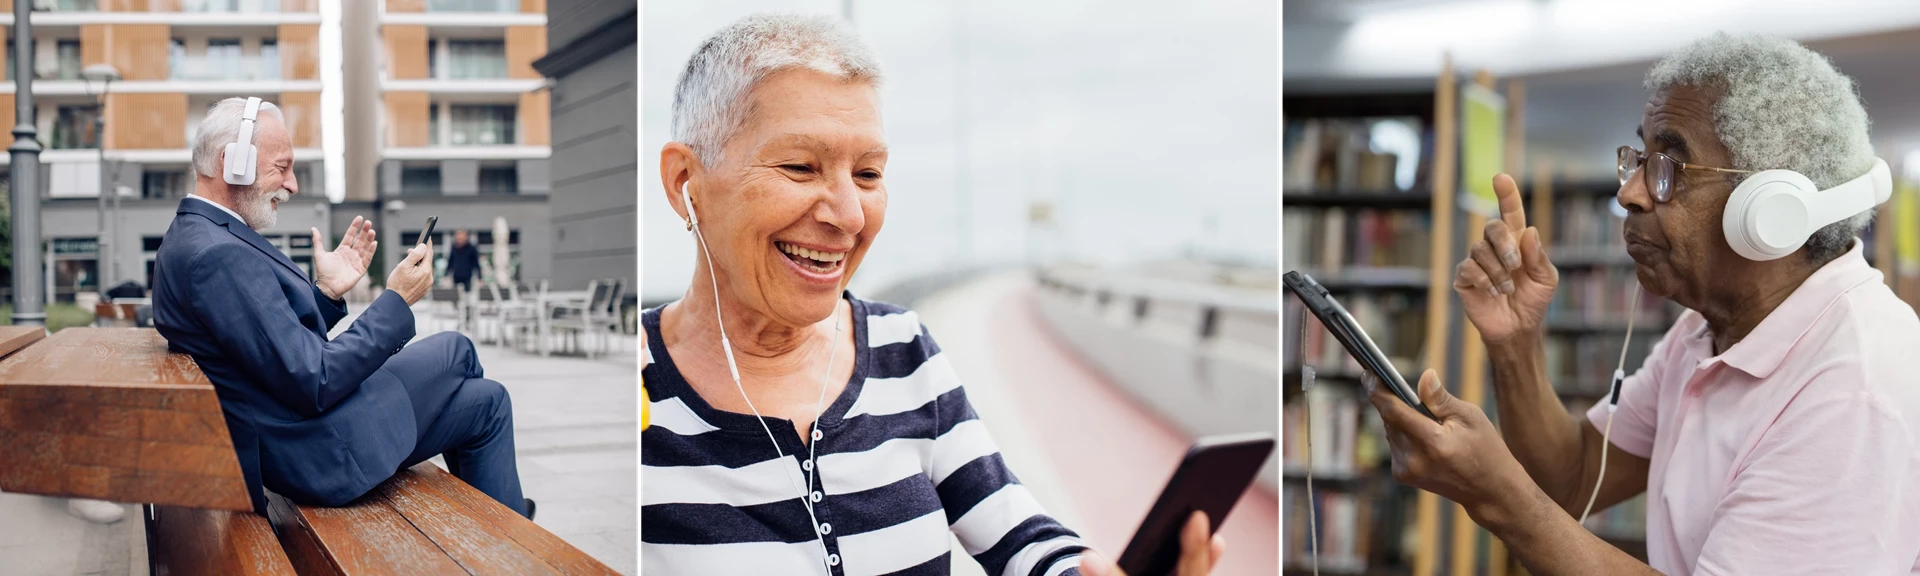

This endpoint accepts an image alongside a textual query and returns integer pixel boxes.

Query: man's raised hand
[1453,174,1559,344]
[311,216,378,301]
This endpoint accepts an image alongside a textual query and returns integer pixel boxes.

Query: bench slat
[0,328,252,510]
[269,485,470,576]
[402,464,616,575]
[270,462,618,575]
[379,471,565,575]
[150,505,297,575]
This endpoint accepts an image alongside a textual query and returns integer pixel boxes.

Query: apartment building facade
[0,0,554,301]
[333,0,551,287]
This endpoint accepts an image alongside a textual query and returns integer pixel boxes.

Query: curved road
[916,272,1278,575]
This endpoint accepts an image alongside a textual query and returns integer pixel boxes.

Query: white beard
[239,185,290,231]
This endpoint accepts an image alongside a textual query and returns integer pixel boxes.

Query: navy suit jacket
[152,198,417,513]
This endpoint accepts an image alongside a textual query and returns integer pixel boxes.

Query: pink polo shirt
[1586,242,1920,574]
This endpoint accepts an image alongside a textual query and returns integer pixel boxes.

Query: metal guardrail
[1031,265,1282,491]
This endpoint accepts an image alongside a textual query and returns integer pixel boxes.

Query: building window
[426,0,515,13]
[429,103,440,146]
[401,166,441,195]
[51,237,99,299]
[448,105,514,146]
[169,38,185,77]
[206,39,242,80]
[259,38,280,80]
[51,105,101,149]
[142,170,188,199]
[479,165,517,194]
[446,40,506,79]
[52,39,81,80]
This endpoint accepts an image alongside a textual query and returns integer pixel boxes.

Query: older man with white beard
[149,97,535,520]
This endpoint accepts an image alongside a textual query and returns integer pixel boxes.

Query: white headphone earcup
[1723,170,1816,261]
[223,142,256,186]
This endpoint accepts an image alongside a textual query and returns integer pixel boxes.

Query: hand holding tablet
[1284,270,1437,420]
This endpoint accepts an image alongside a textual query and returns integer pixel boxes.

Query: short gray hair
[191,97,284,180]
[1646,33,1876,262]
[671,14,882,167]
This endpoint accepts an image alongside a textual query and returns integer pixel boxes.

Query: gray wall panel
[546,39,636,290]
[442,160,480,196]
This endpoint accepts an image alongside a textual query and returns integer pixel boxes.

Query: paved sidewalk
[0,308,638,576]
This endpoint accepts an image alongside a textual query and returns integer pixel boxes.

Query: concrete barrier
[1032,266,1281,492]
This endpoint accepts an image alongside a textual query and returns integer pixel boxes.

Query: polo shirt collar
[1717,240,1880,378]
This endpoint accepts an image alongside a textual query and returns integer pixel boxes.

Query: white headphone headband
[1722,157,1893,261]
[229,97,263,180]
[1807,158,1893,226]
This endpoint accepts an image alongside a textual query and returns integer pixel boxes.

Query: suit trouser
[382,331,528,517]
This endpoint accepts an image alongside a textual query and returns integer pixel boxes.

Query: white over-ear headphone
[223,97,264,186]
[1723,157,1893,261]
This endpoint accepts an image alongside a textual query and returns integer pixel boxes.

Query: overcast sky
[642,0,1279,301]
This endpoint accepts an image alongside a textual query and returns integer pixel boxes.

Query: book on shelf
[1283,386,1385,477]
[1285,116,1427,194]
[1284,295,1426,375]
[1545,267,1674,326]
[1550,195,1629,251]
[1285,487,1374,571]
[1544,333,1664,396]
[1284,208,1433,272]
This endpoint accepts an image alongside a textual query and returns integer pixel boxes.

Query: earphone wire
[691,216,837,572]
[1579,284,1640,525]
[1299,313,1319,576]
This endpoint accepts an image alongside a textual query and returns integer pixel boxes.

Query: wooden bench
[269,463,618,575]
[0,327,294,575]
[1,327,618,575]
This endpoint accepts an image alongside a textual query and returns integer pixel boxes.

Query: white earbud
[1723,157,1892,261]
[682,180,699,231]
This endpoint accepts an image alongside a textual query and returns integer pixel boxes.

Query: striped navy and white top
[642,294,1087,576]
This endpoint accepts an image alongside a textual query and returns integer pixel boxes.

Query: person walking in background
[449,229,482,292]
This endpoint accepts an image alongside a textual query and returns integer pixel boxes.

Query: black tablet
[1115,434,1274,576]
[1284,270,1436,420]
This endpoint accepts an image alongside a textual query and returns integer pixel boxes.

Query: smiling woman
[638,13,1225,576]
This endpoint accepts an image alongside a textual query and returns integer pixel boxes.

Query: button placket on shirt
[807,427,844,576]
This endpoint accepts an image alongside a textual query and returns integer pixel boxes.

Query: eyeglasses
[1617,146,1754,203]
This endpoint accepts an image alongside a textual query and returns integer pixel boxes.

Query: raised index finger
[1494,173,1526,233]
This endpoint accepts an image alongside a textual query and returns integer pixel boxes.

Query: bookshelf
[1282,88,1437,576]
[1534,172,1659,564]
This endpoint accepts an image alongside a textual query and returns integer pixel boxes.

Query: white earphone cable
[1579,285,1640,525]
[689,196,840,572]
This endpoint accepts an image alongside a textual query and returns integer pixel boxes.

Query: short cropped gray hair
[1646,33,1876,262]
[191,97,283,180]
[671,14,882,167]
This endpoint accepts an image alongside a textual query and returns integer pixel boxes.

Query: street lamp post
[10,0,43,325]
[82,63,119,292]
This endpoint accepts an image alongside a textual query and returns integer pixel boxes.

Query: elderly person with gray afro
[1357,33,1920,574]
[641,13,1225,576]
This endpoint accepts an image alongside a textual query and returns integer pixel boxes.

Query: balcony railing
[180,0,286,12]
[171,55,282,81]
[31,0,97,11]
[425,0,517,13]
[33,0,292,12]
